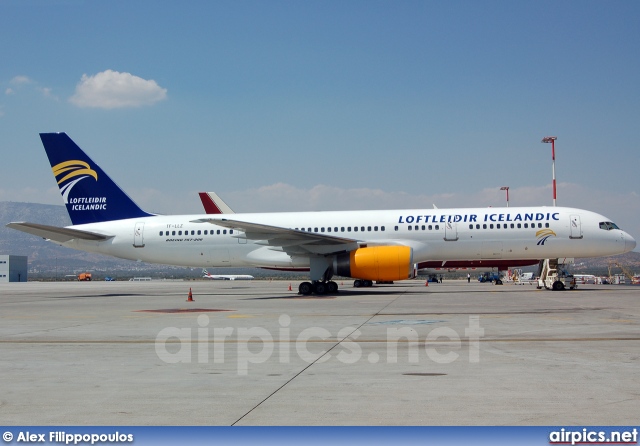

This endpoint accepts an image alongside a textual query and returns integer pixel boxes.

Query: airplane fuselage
[60,206,632,270]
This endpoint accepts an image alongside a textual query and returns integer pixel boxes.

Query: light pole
[500,186,510,207]
[541,136,557,206]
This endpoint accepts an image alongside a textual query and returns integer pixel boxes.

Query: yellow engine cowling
[334,246,414,281]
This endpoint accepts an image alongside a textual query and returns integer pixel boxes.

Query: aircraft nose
[626,233,637,252]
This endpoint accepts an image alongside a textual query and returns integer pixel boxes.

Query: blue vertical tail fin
[40,132,153,225]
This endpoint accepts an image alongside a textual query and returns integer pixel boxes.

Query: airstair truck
[536,259,577,291]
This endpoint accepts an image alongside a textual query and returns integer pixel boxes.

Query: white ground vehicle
[537,259,577,291]
[513,270,535,284]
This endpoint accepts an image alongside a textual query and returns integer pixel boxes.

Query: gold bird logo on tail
[52,160,98,204]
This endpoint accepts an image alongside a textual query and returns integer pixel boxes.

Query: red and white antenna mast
[541,136,558,206]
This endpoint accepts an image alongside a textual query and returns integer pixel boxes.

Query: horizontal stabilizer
[6,222,113,243]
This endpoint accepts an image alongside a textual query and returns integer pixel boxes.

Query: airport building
[0,255,28,282]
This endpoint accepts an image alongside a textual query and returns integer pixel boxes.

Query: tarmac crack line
[230,289,408,426]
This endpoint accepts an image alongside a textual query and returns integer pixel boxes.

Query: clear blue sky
[1,1,639,240]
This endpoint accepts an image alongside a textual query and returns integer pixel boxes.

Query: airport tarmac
[0,279,638,426]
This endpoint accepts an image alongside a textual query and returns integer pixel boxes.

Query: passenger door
[570,214,583,239]
[444,221,458,241]
[133,222,145,248]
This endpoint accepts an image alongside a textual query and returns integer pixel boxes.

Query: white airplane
[573,274,598,284]
[7,133,636,295]
[202,268,254,280]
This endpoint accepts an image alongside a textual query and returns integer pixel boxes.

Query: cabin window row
[295,226,386,233]
[393,224,441,231]
[158,229,234,236]
[468,222,550,230]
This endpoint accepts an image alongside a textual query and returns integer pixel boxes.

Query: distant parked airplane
[202,268,254,280]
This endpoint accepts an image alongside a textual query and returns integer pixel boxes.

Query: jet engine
[333,246,414,281]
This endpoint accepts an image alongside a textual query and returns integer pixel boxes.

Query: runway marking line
[134,308,234,313]
[1,337,639,344]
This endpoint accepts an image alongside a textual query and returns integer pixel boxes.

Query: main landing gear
[297,279,374,294]
[298,280,339,295]
[353,279,373,288]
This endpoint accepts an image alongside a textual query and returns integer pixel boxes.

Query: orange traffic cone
[288,283,292,291]
[425,280,429,287]
[187,287,194,302]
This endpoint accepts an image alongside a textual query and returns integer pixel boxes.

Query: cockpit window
[599,221,620,230]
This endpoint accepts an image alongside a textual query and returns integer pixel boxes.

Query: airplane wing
[6,222,114,243]
[191,218,361,255]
